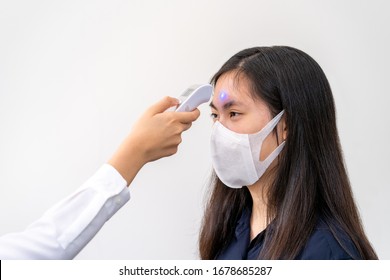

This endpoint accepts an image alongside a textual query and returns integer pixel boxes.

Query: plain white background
[0,0,389,259]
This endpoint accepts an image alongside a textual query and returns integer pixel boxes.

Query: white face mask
[210,110,285,188]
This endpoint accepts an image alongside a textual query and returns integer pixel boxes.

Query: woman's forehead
[213,73,259,107]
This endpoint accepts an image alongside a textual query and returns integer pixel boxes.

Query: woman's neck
[247,178,270,241]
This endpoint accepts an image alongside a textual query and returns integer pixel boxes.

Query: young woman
[199,46,378,260]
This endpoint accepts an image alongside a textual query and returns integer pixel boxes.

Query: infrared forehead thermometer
[175,84,213,112]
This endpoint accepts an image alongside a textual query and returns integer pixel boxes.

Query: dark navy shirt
[217,208,362,260]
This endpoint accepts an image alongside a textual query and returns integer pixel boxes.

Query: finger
[146,96,180,116]
[166,146,179,157]
[175,109,200,124]
[181,122,192,132]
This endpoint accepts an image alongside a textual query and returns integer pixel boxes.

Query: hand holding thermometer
[175,84,213,112]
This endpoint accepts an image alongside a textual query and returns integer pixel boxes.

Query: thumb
[146,96,180,116]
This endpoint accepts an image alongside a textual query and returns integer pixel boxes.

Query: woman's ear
[281,115,287,141]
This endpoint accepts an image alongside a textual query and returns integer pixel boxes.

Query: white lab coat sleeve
[0,163,130,260]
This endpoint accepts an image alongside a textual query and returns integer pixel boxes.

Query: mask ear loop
[249,110,285,176]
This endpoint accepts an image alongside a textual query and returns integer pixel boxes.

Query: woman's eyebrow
[209,100,243,110]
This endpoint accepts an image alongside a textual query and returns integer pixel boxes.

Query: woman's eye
[229,112,240,118]
[210,113,218,119]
